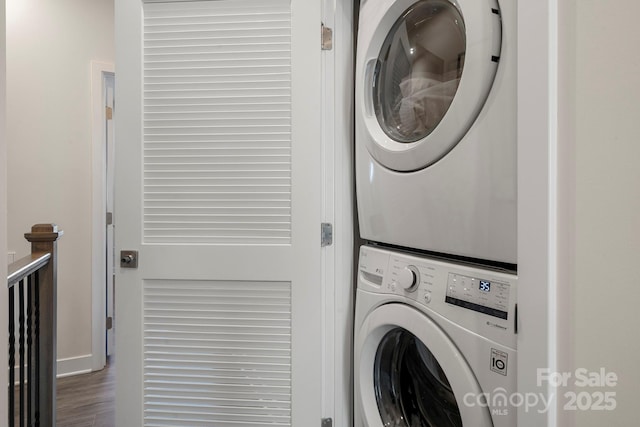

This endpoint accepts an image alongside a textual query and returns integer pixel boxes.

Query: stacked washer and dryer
[354,0,518,426]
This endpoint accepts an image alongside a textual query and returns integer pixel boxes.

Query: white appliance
[355,0,517,265]
[354,245,517,427]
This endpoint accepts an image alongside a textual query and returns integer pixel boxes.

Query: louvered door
[114,0,322,425]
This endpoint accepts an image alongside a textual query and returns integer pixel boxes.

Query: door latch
[120,250,138,268]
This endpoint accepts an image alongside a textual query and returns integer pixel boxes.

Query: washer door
[357,0,501,171]
[356,304,493,427]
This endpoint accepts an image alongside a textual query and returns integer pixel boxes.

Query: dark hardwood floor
[56,357,115,427]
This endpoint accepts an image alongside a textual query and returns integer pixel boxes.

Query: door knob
[120,250,138,268]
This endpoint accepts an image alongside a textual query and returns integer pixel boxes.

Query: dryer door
[355,303,493,427]
[357,0,501,171]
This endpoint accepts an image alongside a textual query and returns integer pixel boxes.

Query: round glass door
[355,303,494,427]
[356,0,501,171]
[374,0,466,144]
[374,328,462,427]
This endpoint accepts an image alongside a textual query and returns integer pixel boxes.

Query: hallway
[56,359,114,427]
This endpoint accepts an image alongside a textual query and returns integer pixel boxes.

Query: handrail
[6,223,62,427]
[7,252,51,287]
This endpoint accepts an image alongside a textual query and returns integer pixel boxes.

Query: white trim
[321,1,355,426]
[57,354,94,378]
[546,1,559,424]
[320,0,336,420]
[0,0,8,420]
[555,1,576,426]
[11,354,93,384]
[91,61,115,372]
[332,1,355,426]
[516,0,558,426]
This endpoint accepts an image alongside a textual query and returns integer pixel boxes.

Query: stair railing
[7,224,62,427]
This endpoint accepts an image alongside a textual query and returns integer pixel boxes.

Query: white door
[114,0,323,425]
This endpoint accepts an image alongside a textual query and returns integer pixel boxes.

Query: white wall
[517,1,640,425]
[6,0,114,375]
[571,0,640,424]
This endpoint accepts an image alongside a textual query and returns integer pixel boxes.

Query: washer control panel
[445,274,510,320]
[358,245,517,347]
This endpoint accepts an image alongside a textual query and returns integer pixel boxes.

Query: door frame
[90,61,115,371]
[0,0,8,419]
[321,0,355,426]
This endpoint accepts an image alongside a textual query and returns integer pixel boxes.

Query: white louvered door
[114,0,322,425]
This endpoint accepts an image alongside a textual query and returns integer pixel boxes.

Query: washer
[354,245,517,427]
[355,0,517,265]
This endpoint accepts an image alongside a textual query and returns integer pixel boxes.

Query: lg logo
[491,348,508,376]
[492,358,506,371]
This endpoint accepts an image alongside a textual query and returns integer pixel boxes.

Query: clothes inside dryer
[374,0,466,143]
[374,328,463,427]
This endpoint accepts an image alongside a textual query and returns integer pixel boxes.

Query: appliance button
[398,265,419,292]
[424,291,432,304]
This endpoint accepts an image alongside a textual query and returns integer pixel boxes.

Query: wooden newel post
[24,224,63,427]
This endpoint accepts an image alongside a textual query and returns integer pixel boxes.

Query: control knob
[397,266,419,292]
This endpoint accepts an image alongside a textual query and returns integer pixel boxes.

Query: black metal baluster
[9,286,15,427]
[34,270,40,427]
[7,226,61,426]
[27,275,33,427]
[19,281,25,427]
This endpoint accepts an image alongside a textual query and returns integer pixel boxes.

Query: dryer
[355,0,517,265]
[354,245,518,426]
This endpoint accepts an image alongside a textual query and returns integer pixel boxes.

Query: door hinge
[106,317,113,330]
[321,23,333,50]
[106,212,113,226]
[321,223,333,247]
[105,106,113,120]
[321,418,332,427]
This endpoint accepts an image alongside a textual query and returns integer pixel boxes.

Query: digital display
[479,280,491,292]
[446,274,509,320]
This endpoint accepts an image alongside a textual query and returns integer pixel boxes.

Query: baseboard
[56,354,93,378]
[12,354,94,385]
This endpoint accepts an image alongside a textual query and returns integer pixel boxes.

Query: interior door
[114,0,322,425]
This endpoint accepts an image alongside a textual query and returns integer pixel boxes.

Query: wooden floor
[56,358,115,427]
